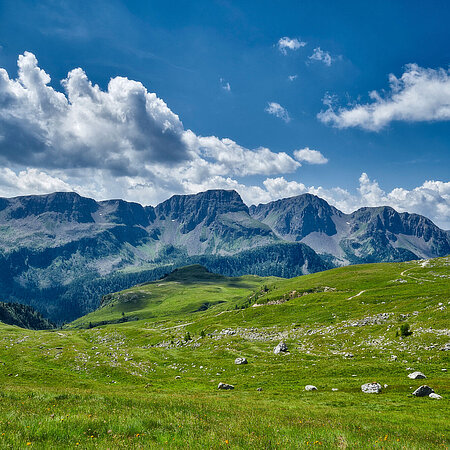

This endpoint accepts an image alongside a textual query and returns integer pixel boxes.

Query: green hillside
[70,265,280,328]
[0,257,448,448]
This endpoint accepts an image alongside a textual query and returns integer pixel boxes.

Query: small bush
[184,331,191,342]
[397,322,412,337]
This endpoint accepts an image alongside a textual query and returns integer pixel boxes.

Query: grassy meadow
[0,258,448,448]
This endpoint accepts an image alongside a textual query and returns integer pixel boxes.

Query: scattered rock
[412,385,434,397]
[348,313,392,327]
[235,357,248,365]
[384,384,389,389]
[391,355,397,361]
[408,371,426,379]
[429,393,442,400]
[221,329,236,336]
[344,353,354,358]
[332,388,339,391]
[273,342,288,354]
[361,382,382,394]
[441,343,450,351]
[175,376,181,379]
[218,382,234,390]
[257,387,263,391]
[305,385,317,391]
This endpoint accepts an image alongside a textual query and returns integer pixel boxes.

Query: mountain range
[0,189,448,322]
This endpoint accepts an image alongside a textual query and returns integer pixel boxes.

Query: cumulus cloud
[195,135,299,176]
[265,102,291,123]
[293,148,328,164]
[318,64,450,130]
[308,47,332,66]
[0,168,72,197]
[0,52,301,185]
[0,52,187,174]
[288,74,298,81]
[277,37,306,55]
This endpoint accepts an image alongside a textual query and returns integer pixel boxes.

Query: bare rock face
[273,342,288,354]
[234,357,248,365]
[412,385,434,397]
[408,371,426,379]
[218,382,234,390]
[361,382,382,394]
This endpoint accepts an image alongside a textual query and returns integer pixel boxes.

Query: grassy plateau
[0,258,448,449]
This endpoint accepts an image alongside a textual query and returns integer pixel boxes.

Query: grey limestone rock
[234,357,248,365]
[274,342,288,354]
[412,385,434,397]
[305,385,317,391]
[429,393,442,399]
[218,382,234,390]
[361,382,382,394]
[408,371,426,379]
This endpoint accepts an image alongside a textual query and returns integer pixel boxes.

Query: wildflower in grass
[26,443,31,446]
[225,440,229,444]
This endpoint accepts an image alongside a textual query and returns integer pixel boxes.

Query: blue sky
[0,0,449,227]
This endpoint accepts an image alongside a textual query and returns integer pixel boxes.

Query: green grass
[0,259,448,448]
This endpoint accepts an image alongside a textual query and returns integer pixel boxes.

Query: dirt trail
[347,290,366,300]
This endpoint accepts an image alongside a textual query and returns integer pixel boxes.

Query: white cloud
[220,77,231,91]
[0,52,303,198]
[265,102,291,123]
[318,64,450,130]
[308,47,332,66]
[277,37,306,55]
[195,135,299,176]
[0,168,72,197]
[293,147,328,164]
[288,74,298,81]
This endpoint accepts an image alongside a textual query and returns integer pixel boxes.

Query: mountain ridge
[0,189,448,322]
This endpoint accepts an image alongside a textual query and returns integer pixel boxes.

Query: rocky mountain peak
[250,193,339,239]
[155,189,248,233]
[0,191,98,222]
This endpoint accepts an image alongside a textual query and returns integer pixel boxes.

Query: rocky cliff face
[0,189,448,322]
[250,194,340,240]
[153,190,278,255]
